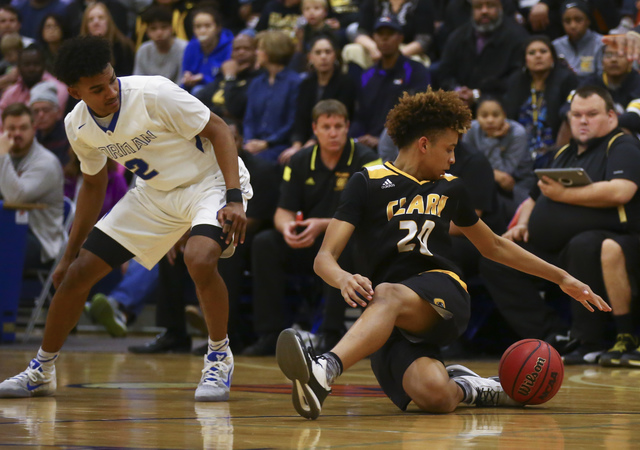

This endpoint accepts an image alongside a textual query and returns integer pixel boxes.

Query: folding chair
[22,197,75,342]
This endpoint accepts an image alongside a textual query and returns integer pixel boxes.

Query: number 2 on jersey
[397,220,435,256]
[124,158,159,180]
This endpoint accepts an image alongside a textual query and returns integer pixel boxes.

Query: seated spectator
[243,99,381,356]
[436,0,528,103]
[81,2,135,76]
[195,32,260,122]
[29,81,68,166]
[296,0,340,55]
[283,34,355,164]
[552,0,604,79]
[36,14,71,74]
[350,17,430,149]
[0,44,68,125]
[255,0,302,35]
[0,5,34,51]
[135,0,196,50]
[345,0,435,73]
[462,95,532,218]
[0,33,22,92]
[481,85,640,364]
[181,4,234,95]
[0,103,64,271]
[134,4,187,84]
[243,29,301,162]
[66,0,130,37]
[576,44,640,134]
[503,35,577,165]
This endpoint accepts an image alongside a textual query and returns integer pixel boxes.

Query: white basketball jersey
[65,76,225,191]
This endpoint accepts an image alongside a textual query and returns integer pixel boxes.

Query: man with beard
[436,0,528,104]
[0,102,64,271]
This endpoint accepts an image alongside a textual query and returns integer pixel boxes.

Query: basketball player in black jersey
[275,88,611,420]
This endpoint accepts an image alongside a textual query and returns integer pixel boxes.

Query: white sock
[36,348,59,367]
[208,336,229,353]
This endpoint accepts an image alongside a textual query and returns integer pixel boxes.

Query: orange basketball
[498,339,564,405]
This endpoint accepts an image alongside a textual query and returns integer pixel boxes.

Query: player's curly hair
[386,88,472,150]
[53,36,112,86]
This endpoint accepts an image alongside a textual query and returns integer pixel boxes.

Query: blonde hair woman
[81,2,135,76]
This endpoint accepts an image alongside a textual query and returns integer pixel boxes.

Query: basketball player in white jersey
[0,36,252,402]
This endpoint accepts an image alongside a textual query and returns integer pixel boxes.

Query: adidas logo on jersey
[381,179,395,189]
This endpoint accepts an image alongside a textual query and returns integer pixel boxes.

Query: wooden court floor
[1,348,640,449]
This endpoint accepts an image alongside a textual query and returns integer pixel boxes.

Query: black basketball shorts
[370,270,470,411]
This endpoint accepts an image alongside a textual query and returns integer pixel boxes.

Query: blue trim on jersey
[195,135,204,152]
[87,79,122,133]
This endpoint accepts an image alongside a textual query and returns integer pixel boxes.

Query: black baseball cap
[373,17,403,33]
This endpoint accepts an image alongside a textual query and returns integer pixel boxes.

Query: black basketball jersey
[334,161,479,286]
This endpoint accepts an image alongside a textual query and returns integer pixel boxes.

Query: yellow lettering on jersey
[436,195,449,216]
[394,197,407,215]
[406,195,424,215]
[433,298,446,308]
[387,200,398,220]
[424,194,439,216]
[305,177,315,185]
[283,166,292,181]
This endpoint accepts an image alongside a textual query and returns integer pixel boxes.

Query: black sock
[324,352,343,385]
[614,314,635,335]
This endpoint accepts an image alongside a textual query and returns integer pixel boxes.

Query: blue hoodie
[181,28,234,88]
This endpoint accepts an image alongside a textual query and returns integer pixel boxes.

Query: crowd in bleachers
[2,0,640,367]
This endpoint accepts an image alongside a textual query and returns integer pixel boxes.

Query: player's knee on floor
[403,360,458,413]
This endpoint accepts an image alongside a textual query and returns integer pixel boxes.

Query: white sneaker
[195,348,233,402]
[447,364,522,407]
[276,328,331,420]
[0,359,57,398]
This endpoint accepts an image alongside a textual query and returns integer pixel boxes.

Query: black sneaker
[562,345,604,365]
[241,333,278,356]
[620,347,640,367]
[544,331,580,355]
[128,331,192,354]
[600,334,639,367]
[276,329,331,420]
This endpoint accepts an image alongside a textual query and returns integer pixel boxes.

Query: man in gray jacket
[0,102,64,270]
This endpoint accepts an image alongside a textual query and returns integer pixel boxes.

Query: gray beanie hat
[29,81,59,108]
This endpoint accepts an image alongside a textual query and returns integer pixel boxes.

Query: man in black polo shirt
[243,99,381,355]
[481,85,640,364]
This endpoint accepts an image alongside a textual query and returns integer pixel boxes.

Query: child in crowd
[181,4,234,95]
[134,5,187,84]
[462,95,531,214]
[296,0,339,53]
[0,33,22,91]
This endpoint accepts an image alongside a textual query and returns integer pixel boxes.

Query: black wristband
[226,188,243,203]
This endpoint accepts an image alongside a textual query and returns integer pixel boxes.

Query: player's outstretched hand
[559,275,611,313]
[217,202,247,247]
[338,273,374,308]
